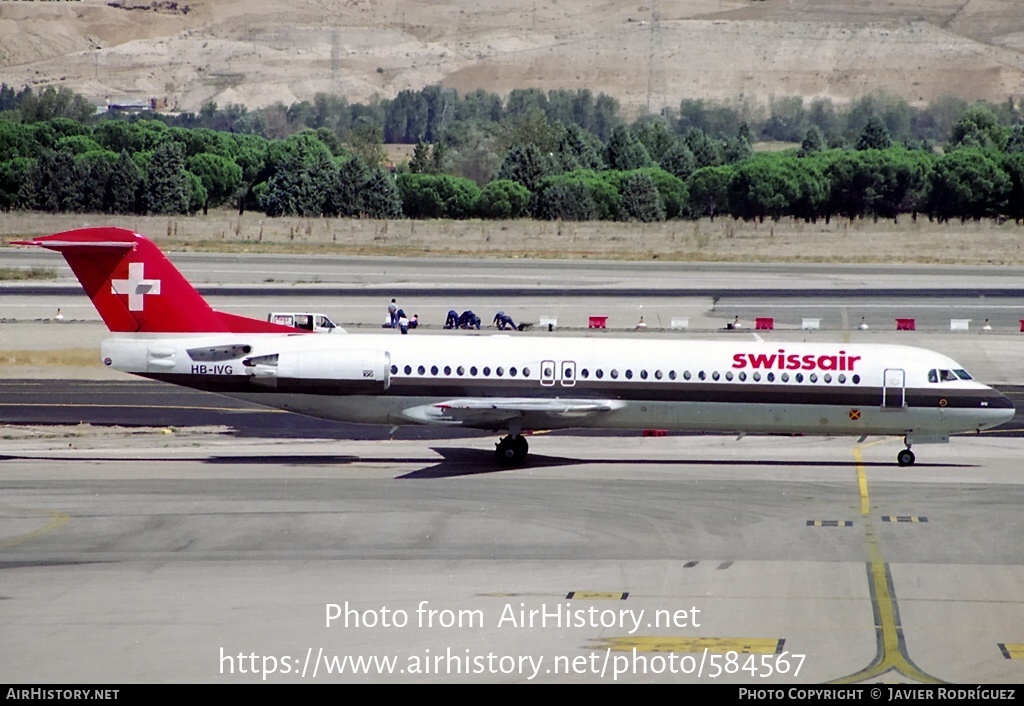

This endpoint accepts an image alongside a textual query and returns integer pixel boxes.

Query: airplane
[14,226,1015,467]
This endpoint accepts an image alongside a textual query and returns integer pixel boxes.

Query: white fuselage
[98,331,1015,441]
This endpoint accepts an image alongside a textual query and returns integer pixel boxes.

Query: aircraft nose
[981,389,1015,429]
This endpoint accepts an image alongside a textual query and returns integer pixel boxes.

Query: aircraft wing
[400,398,627,427]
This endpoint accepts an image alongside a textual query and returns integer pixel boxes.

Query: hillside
[1,0,1024,117]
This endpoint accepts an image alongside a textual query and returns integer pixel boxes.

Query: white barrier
[802,318,820,330]
[950,319,970,331]
[539,316,557,330]
[671,317,689,330]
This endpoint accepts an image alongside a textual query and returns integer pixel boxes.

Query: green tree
[531,180,599,221]
[856,116,892,151]
[659,141,697,181]
[0,157,33,210]
[632,117,676,163]
[682,128,722,169]
[259,150,336,217]
[108,149,142,214]
[145,141,190,214]
[346,123,388,168]
[476,179,530,219]
[728,157,801,221]
[496,143,550,193]
[948,105,1009,151]
[604,124,652,171]
[408,140,433,174]
[688,165,733,220]
[927,149,1010,221]
[396,173,481,219]
[798,126,826,157]
[326,156,370,217]
[360,168,403,219]
[186,153,243,214]
[616,171,666,222]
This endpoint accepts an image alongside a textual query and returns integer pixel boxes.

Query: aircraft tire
[496,435,529,465]
[897,449,916,467]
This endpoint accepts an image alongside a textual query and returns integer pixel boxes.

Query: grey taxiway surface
[3,252,1024,684]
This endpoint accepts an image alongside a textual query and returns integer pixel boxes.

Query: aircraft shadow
[0,453,974,476]
[395,448,974,479]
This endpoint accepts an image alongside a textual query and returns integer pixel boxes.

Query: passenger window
[457,366,465,376]
[852,374,860,384]
[610,370,619,379]
[596,369,604,379]
[417,365,426,375]
[654,370,662,380]
[738,371,746,381]
[668,370,677,380]
[391,365,398,374]
[753,372,761,382]
[496,367,504,377]
[523,367,531,377]
[824,374,832,383]
[444,365,451,376]
[625,370,633,379]
[767,372,775,382]
[470,366,478,376]
[780,373,789,382]
[431,365,438,375]
[510,367,517,377]
[683,371,691,380]
[404,365,412,375]
[641,370,648,380]
[483,367,491,376]
[795,373,803,383]
[581,368,589,378]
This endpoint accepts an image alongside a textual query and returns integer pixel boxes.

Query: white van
[267,312,345,333]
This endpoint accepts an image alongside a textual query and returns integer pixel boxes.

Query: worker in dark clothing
[458,310,481,330]
[493,311,518,331]
[444,310,459,329]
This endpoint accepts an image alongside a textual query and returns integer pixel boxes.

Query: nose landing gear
[897,447,916,467]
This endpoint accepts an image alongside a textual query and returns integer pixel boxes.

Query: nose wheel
[897,448,916,467]
[496,434,529,465]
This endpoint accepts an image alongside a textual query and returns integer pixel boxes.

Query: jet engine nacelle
[247,348,391,393]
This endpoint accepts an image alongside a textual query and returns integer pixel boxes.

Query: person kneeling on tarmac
[444,309,459,329]
[493,311,518,331]
[458,310,481,330]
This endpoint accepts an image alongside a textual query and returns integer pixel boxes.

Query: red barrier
[896,318,916,331]
[588,315,608,329]
[755,317,774,330]
[642,429,668,437]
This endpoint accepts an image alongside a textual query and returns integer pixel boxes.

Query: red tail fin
[14,227,297,334]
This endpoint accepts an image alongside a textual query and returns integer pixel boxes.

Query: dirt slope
[1,0,1023,116]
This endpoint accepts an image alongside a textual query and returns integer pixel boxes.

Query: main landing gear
[897,447,916,467]
[496,434,529,465]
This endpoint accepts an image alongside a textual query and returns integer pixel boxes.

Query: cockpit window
[929,368,969,383]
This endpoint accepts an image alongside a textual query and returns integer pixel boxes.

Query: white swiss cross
[111,262,161,312]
